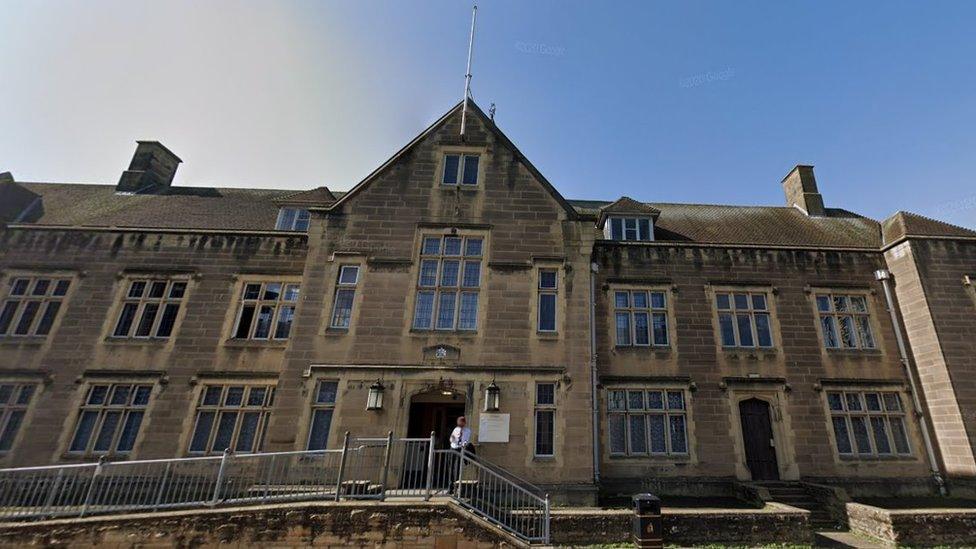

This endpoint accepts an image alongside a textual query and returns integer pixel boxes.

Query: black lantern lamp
[366,380,385,411]
[484,380,501,412]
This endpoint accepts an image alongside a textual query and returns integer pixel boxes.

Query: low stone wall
[0,501,513,548]
[802,482,851,528]
[847,502,976,546]
[550,503,811,546]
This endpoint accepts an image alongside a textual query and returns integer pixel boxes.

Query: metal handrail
[0,434,551,545]
[457,447,546,498]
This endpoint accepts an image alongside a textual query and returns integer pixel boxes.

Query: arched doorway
[407,388,466,448]
[738,398,780,481]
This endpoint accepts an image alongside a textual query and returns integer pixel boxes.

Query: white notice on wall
[478,413,510,443]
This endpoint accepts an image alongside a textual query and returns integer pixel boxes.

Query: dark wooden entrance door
[407,402,466,448]
[739,398,780,481]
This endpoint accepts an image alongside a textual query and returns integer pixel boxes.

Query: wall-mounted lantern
[366,380,385,411]
[484,381,500,412]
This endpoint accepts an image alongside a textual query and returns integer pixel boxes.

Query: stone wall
[847,502,976,546]
[549,504,811,546]
[0,502,512,548]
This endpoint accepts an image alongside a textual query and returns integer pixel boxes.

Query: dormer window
[276,208,310,232]
[442,154,480,186]
[608,217,653,241]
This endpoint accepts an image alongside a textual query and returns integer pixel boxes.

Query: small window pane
[53,280,71,296]
[308,409,334,450]
[870,417,892,454]
[294,209,310,232]
[442,155,460,185]
[850,296,868,313]
[882,393,902,412]
[735,314,754,346]
[464,237,483,256]
[839,316,857,348]
[253,306,274,338]
[0,302,20,334]
[890,418,911,454]
[202,386,223,406]
[632,291,648,309]
[242,284,261,300]
[339,266,359,285]
[462,261,481,287]
[422,237,441,255]
[212,412,238,451]
[134,303,159,337]
[845,393,863,411]
[156,304,180,338]
[148,281,167,299]
[608,390,626,411]
[827,393,844,411]
[0,411,25,451]
[609,415,626,453]
[92,411,122,452]
[857,317,875,349]
[832,417,853,454]
[816,295,832,312]
[277,208,297,230]
[440,260,460,287]
[628,391,645,410]
[652,313,668,345]
[31,279,50,296]
[629,415,647,453]
[13,301,40,334]
[235,412,260,452]
[667,391,685,410]
[733,294,749,310]
[821,316,839,348]
[650,292,666,309]
[116,412,144,452]
[719,313,736,346]
[458,292,478,331]
[716,294,731,310]
[34,301,61,336]
[316,382,338,404]
[461,155,479,185]
[443,237,462,256]
[615,313,631,346]
[614,291,629,308]
[132,386,152,406]
[851,417,872,454]
[263,283,282,301]
[110,385,131,406]
[283,284,300,302]
[638,218,651,241]
[224,387,245,406]
[833,296,849,312]
[331,289,355,328]
[88,385,109,405]
[10,279,30,296]
[419,260,439,287]
[169,282,187,299]
[610,218,623,241]
[538,294,556,332]
[0,386,12,404]
[539,270,557,290]
[435,292,457,329]
[865,393,882,411]
[274,306,295,339]
[413,292,435,329]
[189,412,215,452]
[646,391,664,410]
[535,410,554,456]
[751,294,767,310]
[755,314,773,347]
[536,384,555,406]
[247,387,268,406]
[633,312,650,345]
[69,411,100,452]
[669,415,688,453]
[16,385,35,405]
[648,415,666,453]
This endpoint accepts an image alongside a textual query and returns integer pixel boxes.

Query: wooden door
[739,398,780,481]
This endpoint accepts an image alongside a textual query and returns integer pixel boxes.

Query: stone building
[0,101,974,504]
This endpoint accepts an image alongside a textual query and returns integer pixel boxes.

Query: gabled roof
[882,211,976,245]
[597,196,661,228]
[274,186,337,206]
[572,199,883,249]
[4,182,297,231]
[324,100,579,219]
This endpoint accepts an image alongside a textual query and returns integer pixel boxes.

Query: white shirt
[450,426,472,449]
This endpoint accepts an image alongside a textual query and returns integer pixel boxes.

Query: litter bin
[633,493,663,549]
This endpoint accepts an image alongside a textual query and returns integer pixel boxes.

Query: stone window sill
[825,348,883,357]
[839,454,915,462]
[536,331,560,340]
[608,454,691,463]
[324,327,350,337]
[223,339,288,349]
[409,329,478,338]
[103,337,170,346]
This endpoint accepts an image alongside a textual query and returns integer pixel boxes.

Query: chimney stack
[781,165,825,216]
[117,141,182,194]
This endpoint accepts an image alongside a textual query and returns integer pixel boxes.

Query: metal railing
[0,432,550,545]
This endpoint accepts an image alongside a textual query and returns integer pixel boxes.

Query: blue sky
[2,1,975,226]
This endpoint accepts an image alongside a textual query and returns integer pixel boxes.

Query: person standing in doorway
[450,415,475,455]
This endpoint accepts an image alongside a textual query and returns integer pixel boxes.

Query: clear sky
[2,1,975,227]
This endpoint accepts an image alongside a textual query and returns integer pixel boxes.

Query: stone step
[814,531,885,548]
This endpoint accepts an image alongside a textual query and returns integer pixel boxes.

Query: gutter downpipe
[875,268,947,495]
[590,261,601,486]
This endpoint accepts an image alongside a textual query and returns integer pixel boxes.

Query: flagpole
[460,4,478,139]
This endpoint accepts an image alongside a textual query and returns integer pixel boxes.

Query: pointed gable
[882,211,976,245]
[597,196,661,229]
[325,100,578,219]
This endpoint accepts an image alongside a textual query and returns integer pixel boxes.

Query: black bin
[633,493,663,549]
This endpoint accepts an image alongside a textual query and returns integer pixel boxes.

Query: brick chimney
[116,141,182,194]
[781,165,825,216]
